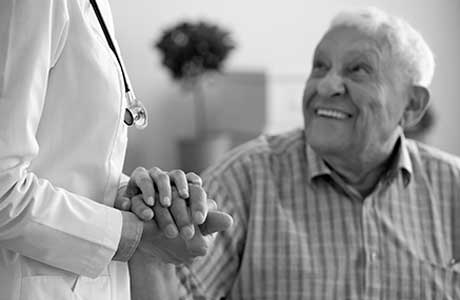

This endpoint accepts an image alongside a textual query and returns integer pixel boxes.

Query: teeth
[315,109,349,119]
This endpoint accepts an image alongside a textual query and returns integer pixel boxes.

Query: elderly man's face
[303,26,408,159]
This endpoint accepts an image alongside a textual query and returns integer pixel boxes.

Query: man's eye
[349,64,371,75]
[311,61,328,76]
[313,61,327,70]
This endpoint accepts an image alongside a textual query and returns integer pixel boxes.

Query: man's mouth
[315,108,352,120]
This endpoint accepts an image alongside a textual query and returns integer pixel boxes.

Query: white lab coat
[0,0,132,299]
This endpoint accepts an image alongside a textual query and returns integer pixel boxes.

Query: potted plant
[155,20,236,172]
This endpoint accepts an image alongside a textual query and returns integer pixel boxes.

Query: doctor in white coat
[0,0,232,299]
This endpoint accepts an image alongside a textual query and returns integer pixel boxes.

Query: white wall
[110,0,460,172]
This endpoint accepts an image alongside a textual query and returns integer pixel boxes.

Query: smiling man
[144,7,460,299]
[302,22,429,199]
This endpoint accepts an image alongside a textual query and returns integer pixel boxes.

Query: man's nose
[317,72,346,98]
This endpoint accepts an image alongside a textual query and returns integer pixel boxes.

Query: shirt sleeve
[113,173,144,262]
[113,211,143,261]
[177,165,249,299]
[0,0,123,278]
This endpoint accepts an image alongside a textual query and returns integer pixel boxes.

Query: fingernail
[180,189,189,198]
[162,196,171,207]
[181,225,195,240]
[142,209,153,219]
[147,196,154,206]
[121,200,129,210]
[194,212,205,224]
[165,224,178,238]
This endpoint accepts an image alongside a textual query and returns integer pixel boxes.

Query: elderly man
[131,7,460,299]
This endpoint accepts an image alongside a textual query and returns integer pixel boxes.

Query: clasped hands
[115,167,233,265]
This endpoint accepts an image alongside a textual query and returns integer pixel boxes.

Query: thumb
[114,196,131,211]
[198,211,233,236]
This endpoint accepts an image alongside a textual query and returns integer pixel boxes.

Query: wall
[110,0,460,173]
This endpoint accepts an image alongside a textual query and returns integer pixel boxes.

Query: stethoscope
[89,0,148,129]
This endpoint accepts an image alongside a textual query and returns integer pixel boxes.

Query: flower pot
[178,133,232,173]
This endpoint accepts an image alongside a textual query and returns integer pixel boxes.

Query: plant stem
[193,78,207,138]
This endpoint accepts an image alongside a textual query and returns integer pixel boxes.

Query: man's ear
[401,85,430,128]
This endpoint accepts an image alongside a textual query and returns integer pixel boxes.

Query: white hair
[329,7,435,88]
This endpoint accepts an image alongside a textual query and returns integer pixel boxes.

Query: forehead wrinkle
[315,25,390,59]
[315,40,395,80]
[315,34,384,61]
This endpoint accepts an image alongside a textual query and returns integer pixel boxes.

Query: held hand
[136,208,233,265]
[136,184,210,240]
[117,167,202,210]
[116,184,209,240]
[127,210,233,300]
[115,167,206,239]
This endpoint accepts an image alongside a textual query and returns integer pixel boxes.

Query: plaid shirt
[178,129,460,300]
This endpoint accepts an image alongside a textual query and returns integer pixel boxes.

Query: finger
[120,197,131,210]
[149,167,171,207]
[170,190,194,240]
[153,203,178,238]
[186,172,202,186]
[114,195,131,211]
[207,198,217,211]
[188,185,208,225]
[125,178,140,198]
[185,228,208,257]
[114,185,130,210]
[169,169,189,199]
[198,211,233,236]
[132,195,154,220]
[131,167,155,206]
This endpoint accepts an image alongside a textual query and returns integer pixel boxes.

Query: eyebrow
[344,48,381,62]
[313,45,381,59]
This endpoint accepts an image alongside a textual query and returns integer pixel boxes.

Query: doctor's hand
[133,197,233,265]
[117,167,201,210]
[115,169,208,240]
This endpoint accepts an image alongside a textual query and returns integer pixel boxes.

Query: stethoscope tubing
[89,0,148,129]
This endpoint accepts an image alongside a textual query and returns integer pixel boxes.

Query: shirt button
[370,252,378,261]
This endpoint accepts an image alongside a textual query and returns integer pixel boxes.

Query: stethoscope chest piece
[124,98,148,129]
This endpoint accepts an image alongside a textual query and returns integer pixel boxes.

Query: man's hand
[115,167,206,240]
[128,210,233,299]
[135,198,233,264]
